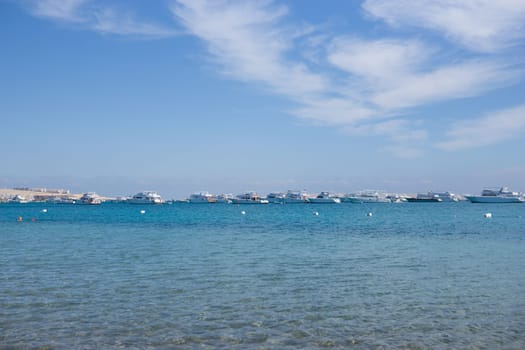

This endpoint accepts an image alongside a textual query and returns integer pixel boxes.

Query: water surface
[1,202,524,349]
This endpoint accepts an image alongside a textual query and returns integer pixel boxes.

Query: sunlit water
[1,202,524,349]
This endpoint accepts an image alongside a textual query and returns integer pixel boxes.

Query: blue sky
[1,0,525,198]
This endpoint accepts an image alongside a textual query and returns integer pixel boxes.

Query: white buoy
[313,211,319,216]
[140,210,146,214]
[367,212,373,217]
[41,209,47,213]
[484,212,492,218]
[241,210,246,215]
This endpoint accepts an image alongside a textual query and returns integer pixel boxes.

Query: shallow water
[1,202,524,349]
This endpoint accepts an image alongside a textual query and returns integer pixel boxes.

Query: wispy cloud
[28,0,177,38]
[343,119,428,158]
[327,38,430,86]
[23,0,525,155]
[291,97,376,126]
[437,104,525,151]
[31,0,87,22]
[171,0,326,97]
[169,0,524,156]
[362,0,525,52]
[92,8,178,38]
[327,38,520,110]
[371,60,519,109]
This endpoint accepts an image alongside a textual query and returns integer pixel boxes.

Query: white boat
[231,191,269,204]
[465,187,524,203]
[405,193,442,202]
[78,192,102,205]
[344,190,391,203]
[309,192,341,204]
[387,194,406,203]
[266,192,286,204]
[9,195,29,204]
[216,193,234,204]
[127,191,164,204]
[428,191,459,202]
[46,196,76,204]
[189,191,217,203]
[282,190,310,204]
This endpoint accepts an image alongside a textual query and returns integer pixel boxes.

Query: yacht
[465,187,524,203]
[216,193,234,204]
[283,190,310,204]
[127,191,164,204]
[405,193,442,202]
[309,192,341,204]
[231,191,269,204]
[387,194,406,203]
[189,192,217,203]
[46,196,76,204]
[344,190,391,203]
[9,195,29,204]
[428,191,459,202]
[78,192,102,205]
[266,192,286,204]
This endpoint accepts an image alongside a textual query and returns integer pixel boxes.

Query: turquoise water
[1,202,524,349]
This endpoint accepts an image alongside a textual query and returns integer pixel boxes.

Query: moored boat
[127,191,164,204]
[309,192,341,204]
[216,193,234,204]
[465,187,524,203]
[405,193,442,202]
[78,192,102,205]
[9,195,30,204]
[343,190,391,203]
[283,190,310,204]
[189,191,217,203]
[231,191,269,204]
[427,191,460,202]
[46,196,77,204]
[266,192,286,204]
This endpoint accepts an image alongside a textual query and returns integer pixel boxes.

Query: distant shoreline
[0,188,77,198]
[0,188,114,201]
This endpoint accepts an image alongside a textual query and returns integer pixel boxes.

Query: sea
[1,202,524,349]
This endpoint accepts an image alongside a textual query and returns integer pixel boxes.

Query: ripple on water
[1,203,524,349]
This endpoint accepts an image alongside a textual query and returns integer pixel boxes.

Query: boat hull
[309,198,341,204]
[405,198,442,202]
[231,199,269,204]
[465,196,524,203]
[189,198,216,203]
[345,197,391,203]
[127,199,163,204]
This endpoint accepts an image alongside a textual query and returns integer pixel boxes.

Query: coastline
[0,188,113,201]
[0,188,78,199]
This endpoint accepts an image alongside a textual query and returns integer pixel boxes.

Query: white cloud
[344,120,427,142]
[32,0,87,22]
[24,0,525,155]
[92,8,178,38]
[328,38,429,85]
[170,0,524,155]
[362,0,525,52]
[171,0,326,98]
[291,97,376,125]
[437,104,525,150]
[343,119,428,158]
[371,60,519,109]
[29,0,177,38]
[327,38,520,110]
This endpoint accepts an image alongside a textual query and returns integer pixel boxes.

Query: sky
[1,0,525,198]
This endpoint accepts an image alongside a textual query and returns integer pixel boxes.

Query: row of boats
[186,187,524,204]
[3,187,524,205]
